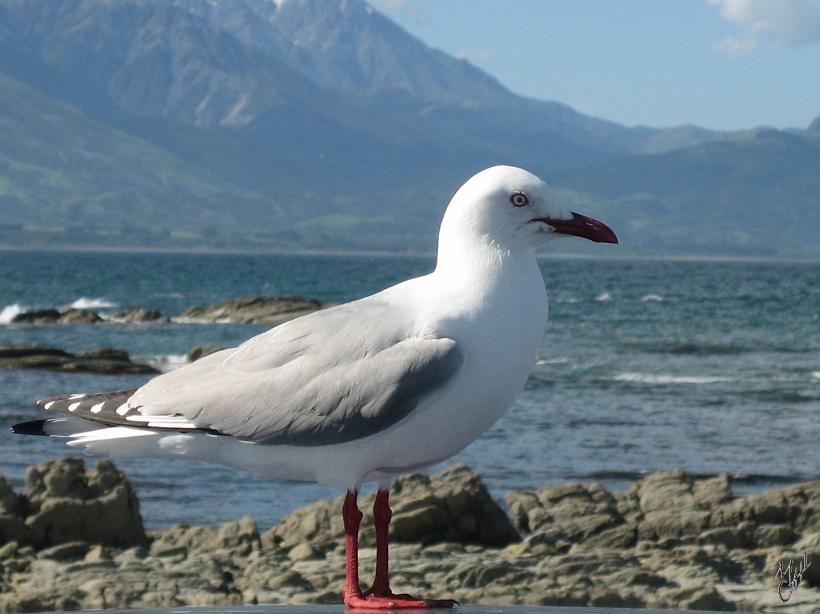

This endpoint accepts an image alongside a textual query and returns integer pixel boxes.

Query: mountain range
[1,0,818,255]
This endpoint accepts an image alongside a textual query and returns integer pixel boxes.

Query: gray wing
[128,299,464,445]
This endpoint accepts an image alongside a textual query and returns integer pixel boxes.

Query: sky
[372,0,820,131]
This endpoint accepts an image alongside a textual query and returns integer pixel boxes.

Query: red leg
[343,488,458,609]
[367,488,393,597]
[342,490,365,602]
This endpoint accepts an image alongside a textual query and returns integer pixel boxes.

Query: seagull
[13,165,617,609]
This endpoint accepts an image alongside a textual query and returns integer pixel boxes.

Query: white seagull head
[439,165,618,254]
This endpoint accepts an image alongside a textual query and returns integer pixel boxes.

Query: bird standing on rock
[13,165,618,609]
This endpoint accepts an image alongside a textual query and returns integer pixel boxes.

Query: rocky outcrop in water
[6,297,324,327]
[12,308,101,324]
[0,460,817,613]
[0,345,158,374]
[178,296,321,325]
[187,345,225,362]
[114,308,169,323]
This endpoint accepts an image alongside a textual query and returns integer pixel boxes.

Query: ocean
[1,250,818,529]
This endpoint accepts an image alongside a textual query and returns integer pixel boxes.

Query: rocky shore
[178,296,322,325]
[6,296,323,327]
[0,459,817,613]
[0,346,158,375]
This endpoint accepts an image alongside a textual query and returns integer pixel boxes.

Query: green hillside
[554,130,820,256]
[0,0,818,256]
[0,73,291,246]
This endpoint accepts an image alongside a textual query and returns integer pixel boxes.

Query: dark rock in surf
[115,307,169,323]
[179,296,321,325]
[10,308,62,323]
[57,309,102,324]
[11,307,102,324]
[0,345,158,375]
[187,345,225,362]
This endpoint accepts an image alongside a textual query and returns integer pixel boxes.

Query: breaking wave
[613,372,732,385]
[0,303,26,325]
[67,297,118,310]
[140,354,190,373]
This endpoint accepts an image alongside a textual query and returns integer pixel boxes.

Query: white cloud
[710,0,820,51]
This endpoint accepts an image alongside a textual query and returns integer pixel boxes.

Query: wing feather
[129,299,464,445]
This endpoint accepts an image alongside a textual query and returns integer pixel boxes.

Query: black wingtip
[11,420,49,436]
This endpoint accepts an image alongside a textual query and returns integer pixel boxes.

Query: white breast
[346,249,549,483]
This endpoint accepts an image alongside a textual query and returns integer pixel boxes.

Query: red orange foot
[345,591,459,609]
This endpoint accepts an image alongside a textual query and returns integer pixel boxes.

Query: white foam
[614,372,731,385]
[68,297,118,310]
[171,316,232,325]
[812,372,820,381]
[142,354,190,372]
[536,357,571,365]
[0,303,26,324]
[641,294,665,302]
[594,292,612,302]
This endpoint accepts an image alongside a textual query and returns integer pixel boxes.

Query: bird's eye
[510,192,529,207]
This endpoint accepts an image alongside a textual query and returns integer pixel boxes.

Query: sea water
[1,250,818,528]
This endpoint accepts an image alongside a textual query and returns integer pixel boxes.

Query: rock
[506,481,623,542]
[638,510,711,541]
[0,540,18,560]
[698,524,755,549]
[2,462,820,613]
[262,498,335,552]
[288,543,319,561]
[386,464,519,546]
[0,514,30,544]
[216,516,261,554]
[187,345,225,362]
[24,458,146,549]
[0,475,24,516]
[267,465,518,552]
[179,296,321,325]
[37,541,90,561]
[57,309,102,324]
[61,347,159,374]
[149,524,215,558]
[0,344,158,374]
[83,347,131,362]
[265,570,314,591]
[629,470,731,515]
[752,523,796,548]
[11,308,61,323]
[11,307,103,324]
[115,307,169,323]
[0,345,74,369]
[676,586,736,611]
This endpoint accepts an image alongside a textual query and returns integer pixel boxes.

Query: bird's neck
[434,232,539,296]
[434,203,535,279]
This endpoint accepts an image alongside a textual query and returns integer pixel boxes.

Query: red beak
[532,212,619,244]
